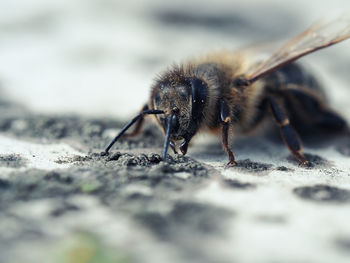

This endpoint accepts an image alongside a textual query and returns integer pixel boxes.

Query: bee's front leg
[220,100,237,166]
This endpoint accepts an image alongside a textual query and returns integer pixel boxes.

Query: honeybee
[104,18,350,165]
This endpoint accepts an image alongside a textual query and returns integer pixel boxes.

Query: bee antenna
[162,111,175,161]
[104,109,164,154]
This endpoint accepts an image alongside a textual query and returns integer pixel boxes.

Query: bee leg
[220,100,237,166]
[268,97,309,166]
[222,123,237,166]
[104,106,164,154]
[170,141,178,154]
[122,104,149,138]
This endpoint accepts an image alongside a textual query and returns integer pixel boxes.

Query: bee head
[152,83,190,140]
[151,67,208,157]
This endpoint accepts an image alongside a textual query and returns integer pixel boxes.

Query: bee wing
[240,18,350,85]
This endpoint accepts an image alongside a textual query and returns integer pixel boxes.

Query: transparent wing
[239,18,350,85]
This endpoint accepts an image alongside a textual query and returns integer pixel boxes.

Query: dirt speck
[50,201,80,217]
[170,201,234,234]
[293,185,350,203]
[223,179,256,189]
[0,154,27,168]
[276,166,293,172]
[134,201,234,241]
[234,159,273,174]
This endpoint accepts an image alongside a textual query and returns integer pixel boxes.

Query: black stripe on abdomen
[263,62,322,94]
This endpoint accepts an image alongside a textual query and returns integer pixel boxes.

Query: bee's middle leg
[220,100,237,166]
[268,96,309,166]
[122,104,149,138]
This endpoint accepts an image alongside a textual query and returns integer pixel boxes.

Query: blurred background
[1,0,350,120]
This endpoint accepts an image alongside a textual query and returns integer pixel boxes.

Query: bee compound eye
[190,78,207,106]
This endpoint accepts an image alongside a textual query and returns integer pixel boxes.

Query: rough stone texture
[1,1,350,263]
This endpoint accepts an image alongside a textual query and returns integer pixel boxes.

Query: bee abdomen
[263,62,323,94]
